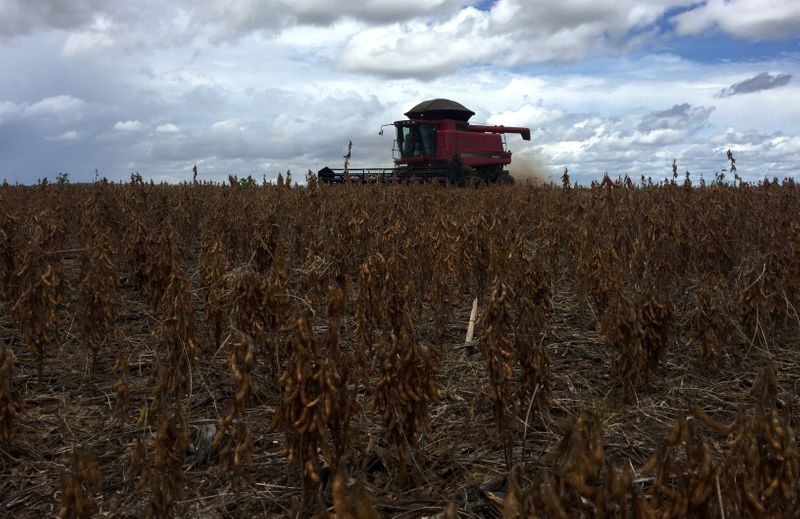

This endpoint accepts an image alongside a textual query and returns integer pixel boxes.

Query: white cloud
[46,130,80,141]
[114,120,143,131]
[277,19,363,46]
[634,128,687,145]
[211,120,239,132]
[488,103,565,128]
[25,95,86,118]
[673,0,800,39]
[0,100,20,124]
[0,95,86,124]
[156,123,179,133]
[61,15,115,56]
[337,1,695,78]
[62,30,114,56]
[338,9,505,78]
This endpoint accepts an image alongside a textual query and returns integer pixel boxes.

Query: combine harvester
[318,99,530,186]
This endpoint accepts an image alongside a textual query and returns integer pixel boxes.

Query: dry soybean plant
[129,269,199,517]
[58,447,102,519]
[543,411,606,515]
[213,327,256,494]
[638,285,673,380]
[146,407,189,518]
[11,213,64,382]
[640,415,718,517]
[482,281,516,469]
[0,203,15,298]
[321,284,360,467]
[718,364,799,515]
[200,236,229,349]
[3,178,800,517]
[111,330,130,422]
[151,270,200,414]
[332,453,380,519]
[504,411,611,518]
[513,254,554,418]
[687,278,729,366]
[75,227,119,373]
[273,310,337,513]
[601,283,671,401]
[374,274,439,486]
[0,340,23,447]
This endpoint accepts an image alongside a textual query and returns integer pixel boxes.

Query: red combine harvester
[318,99,531,185]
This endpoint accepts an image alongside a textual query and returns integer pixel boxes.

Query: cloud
[0,0,470,47]
[0,101,16,124]
[716,72,792,97]
[672,0,800,40]
[0,0,108,39]
[336,1,694,79]
[46,130,80,141]
[2,1,688,73]
[183,86,229,115]
[114,120,143,131]
[155,90,385,155]
[24,95,86,119]
[498,100,728,181]
[61,16,116,57]
[633,127,687,145]
[488,103,566,128]
[491,101,715,158]
[638,103,715,132]
[338,9,503,78]
[0,95,86,124]
[3,0,796,77]
[156,123,179,133]
[288,0,469,25]
[1,2,799,185]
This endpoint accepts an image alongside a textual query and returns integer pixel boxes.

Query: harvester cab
[318,99,530,185]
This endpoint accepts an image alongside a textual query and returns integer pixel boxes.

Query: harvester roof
[404,98,475,122]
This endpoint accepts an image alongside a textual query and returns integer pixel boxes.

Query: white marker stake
[465,297,478,344]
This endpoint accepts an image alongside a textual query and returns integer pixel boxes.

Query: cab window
[398,124,437,158]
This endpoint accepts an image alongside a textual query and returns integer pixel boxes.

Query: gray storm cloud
[0,0,469,43]
[716,72,793,98]
[638,103,715,132]
[0,0,107,38]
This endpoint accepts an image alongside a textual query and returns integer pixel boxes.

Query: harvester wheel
[447,169,463,186]
[447,158,470,186]
[498,172,515,184]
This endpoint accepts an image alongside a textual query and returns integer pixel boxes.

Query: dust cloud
[509,149,552,185]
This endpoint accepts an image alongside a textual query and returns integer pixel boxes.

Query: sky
[0,0,799,185]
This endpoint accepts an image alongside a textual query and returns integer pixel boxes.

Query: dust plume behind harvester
[318,99,531,185]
